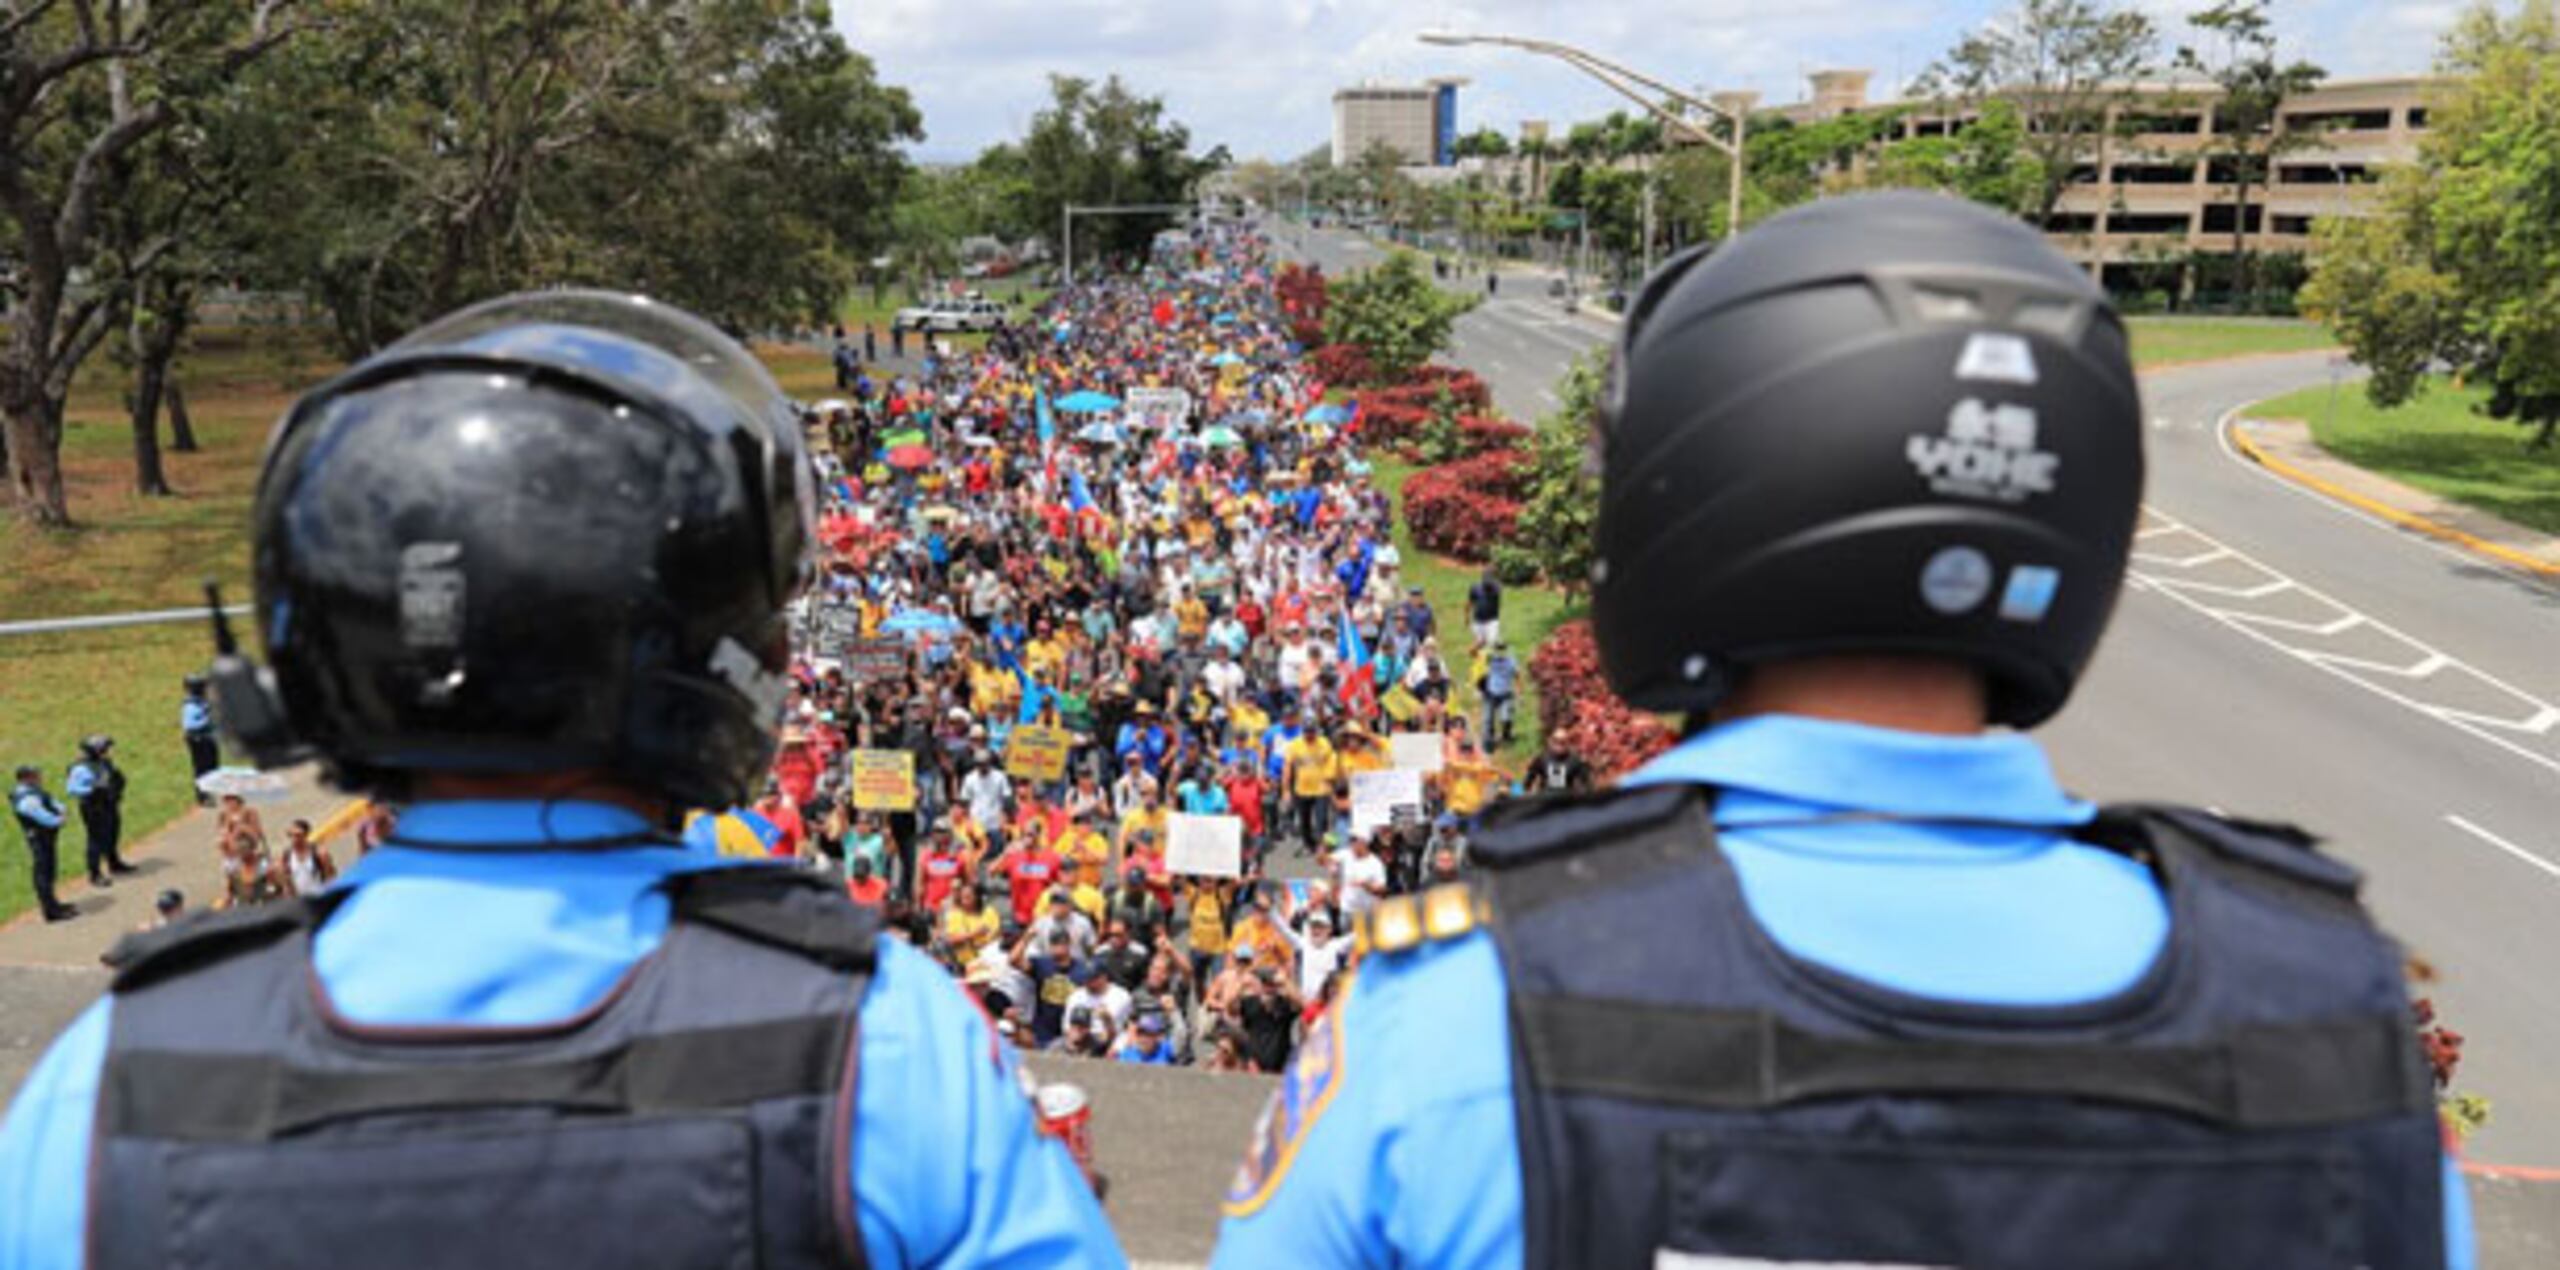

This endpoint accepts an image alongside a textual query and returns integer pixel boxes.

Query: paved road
[1278,219,2560,1168]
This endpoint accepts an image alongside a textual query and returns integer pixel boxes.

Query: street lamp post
[1420,31,1748,246]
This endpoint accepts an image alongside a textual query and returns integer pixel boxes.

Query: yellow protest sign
[1380,685,1422,724]
[1006,724,1074,782]
[849,749,917,812]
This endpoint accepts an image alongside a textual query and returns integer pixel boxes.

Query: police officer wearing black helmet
[1212,194,2468,1269]
[0,292,1121,1267]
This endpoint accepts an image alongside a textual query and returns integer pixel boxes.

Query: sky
[833,0,2473,164]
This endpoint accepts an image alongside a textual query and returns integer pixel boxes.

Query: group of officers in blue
[0,196,2466,1268]
[10,735,135,924]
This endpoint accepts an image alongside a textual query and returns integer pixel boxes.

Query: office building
[1332,79,1467,167]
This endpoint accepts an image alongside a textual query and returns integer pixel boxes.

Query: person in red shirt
[996,837,1066,927]
[845,854,889,908]
[916,828,973,913]
[1236,596,1266,641]
[753,785,805,860]
[1012,787,1067,855]
[1222,758,1268,854]
[772,731,820,807]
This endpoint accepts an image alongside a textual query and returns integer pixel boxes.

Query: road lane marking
[2129,507,2560,779]
[2446,814,2560,883]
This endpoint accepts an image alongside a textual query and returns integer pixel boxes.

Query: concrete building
[1768,69,2446,293]
[1332,79,1467,167]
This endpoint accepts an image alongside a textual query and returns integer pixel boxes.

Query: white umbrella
[196,767,292,803]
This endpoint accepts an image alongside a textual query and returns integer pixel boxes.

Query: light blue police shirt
[1208,715,2473,1269]
[0,799,1123,1269]
[9,785,61,830]
[181,698,213,735]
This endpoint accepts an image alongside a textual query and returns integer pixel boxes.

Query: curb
[2225,420,2560,581]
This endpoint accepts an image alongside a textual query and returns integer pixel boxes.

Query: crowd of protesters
[729,223,1590,1072]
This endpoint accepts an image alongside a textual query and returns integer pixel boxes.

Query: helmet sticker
[1919,546,1995,616]
[1999,566,2062,623]
[397,543,466,649]
[709,637,790,718]
[1906,399,2058,503]
[1954,331,2040,385]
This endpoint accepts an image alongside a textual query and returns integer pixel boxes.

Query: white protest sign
[1349,768,1427,840]
[1166,812,1244,878]
[1389,732,1444,774]
[1125,386,1193,430]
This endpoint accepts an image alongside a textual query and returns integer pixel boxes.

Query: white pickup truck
[891,299,1008,333]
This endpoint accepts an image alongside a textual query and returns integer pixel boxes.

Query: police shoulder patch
[1221,990,1349,1217]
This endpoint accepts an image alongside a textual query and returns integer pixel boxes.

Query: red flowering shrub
[1276,263,1329,347]
[1458,414,1530,454]
[1402,450,1526,561]
[1309,343,1375,387]
[1362,367,1490,414]
[1529,620,1677,779]
[1357,399,1431,448]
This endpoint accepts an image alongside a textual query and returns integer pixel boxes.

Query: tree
[1321,250,1473,382]
[1517,352,1606,590]
[2,0,298,526]
[2299,2,2560,450]
[2177,0,2326,306]
[1919,0,2158,229]
[1015,74,1211,265]
[1864,98,2046,215]
[1451,126,1511,159]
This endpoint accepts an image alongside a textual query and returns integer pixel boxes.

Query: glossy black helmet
[1593,193,2143,727]
[247,291,814,809]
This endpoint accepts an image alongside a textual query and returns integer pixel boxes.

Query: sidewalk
[2233,417,2560,577]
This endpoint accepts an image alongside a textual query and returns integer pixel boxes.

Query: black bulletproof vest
[90,863,878,1270]
[1469,786,2445,1270]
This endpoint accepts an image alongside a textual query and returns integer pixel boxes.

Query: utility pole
[1421,31,1749,243]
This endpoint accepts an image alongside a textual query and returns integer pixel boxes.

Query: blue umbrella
[1305,402,1355,425]
[1055,390,1120,413]
[1075,421,1127,446]
[880,608,963,643]
[1209,351,1244,367]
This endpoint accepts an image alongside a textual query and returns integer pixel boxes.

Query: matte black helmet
[1593,193,2143,728]
[248,291,815,809]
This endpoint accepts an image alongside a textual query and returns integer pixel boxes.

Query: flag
[1336,609,1377,707]
[1067,469,1096,514]
[1036,388,1056,443]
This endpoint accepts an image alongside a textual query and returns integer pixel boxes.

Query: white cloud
[835,0,2465,162]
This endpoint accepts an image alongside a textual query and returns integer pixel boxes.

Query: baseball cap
[1233,944,1256,962]
[1137,1013,1168,1035]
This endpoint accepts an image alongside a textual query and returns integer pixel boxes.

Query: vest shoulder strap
[669,865,880,973]
[104,896,332,991]
[2087,803,2365,906]
[1467,783,1707,870]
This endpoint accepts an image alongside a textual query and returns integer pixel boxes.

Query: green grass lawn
[1368,455,1581,768]
[2249,378,2560,536]
[2125,317,2336,370]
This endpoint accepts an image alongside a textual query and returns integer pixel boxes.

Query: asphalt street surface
[1278,220,2560,1169]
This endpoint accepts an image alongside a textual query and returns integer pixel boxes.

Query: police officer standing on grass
[0,291,1120,1269]
[65,735,137,887]
[9,766,76,923]
[180,673,220,802]
[1210,193,2471,1270]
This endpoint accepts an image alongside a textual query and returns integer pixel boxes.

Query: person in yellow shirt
[938,883,1002,968]
[1044,877,1108,926]
[1441,730,1507,819]
[1025,626,1067,683]
[1230,697,1269,750]
[1115,793,1168,869]
[1182,878,1232,982]
[1336,722,1392,777]
[1057,810,1112,889]
[1282,723,1339,853]
[1175,593,1210,641]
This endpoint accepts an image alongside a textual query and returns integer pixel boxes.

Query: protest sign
[849,749,916,811]
[1389,732,1444,774]
[1005,724,1074,782]
[1125,386,1192,430]
[845,638,907,683]
[1379,685,1422,724]
[1348,768,1427,839]
[1166,812,1243,878]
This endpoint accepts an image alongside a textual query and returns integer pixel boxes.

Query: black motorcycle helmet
[1593,192,2143,728]
[244,291,814,811]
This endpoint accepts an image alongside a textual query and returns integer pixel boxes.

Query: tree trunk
[166,378,199,452]
[4,397,72,527]
[130,358,172,497]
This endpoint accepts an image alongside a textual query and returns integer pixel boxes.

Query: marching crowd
[740,224,1582,1072]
